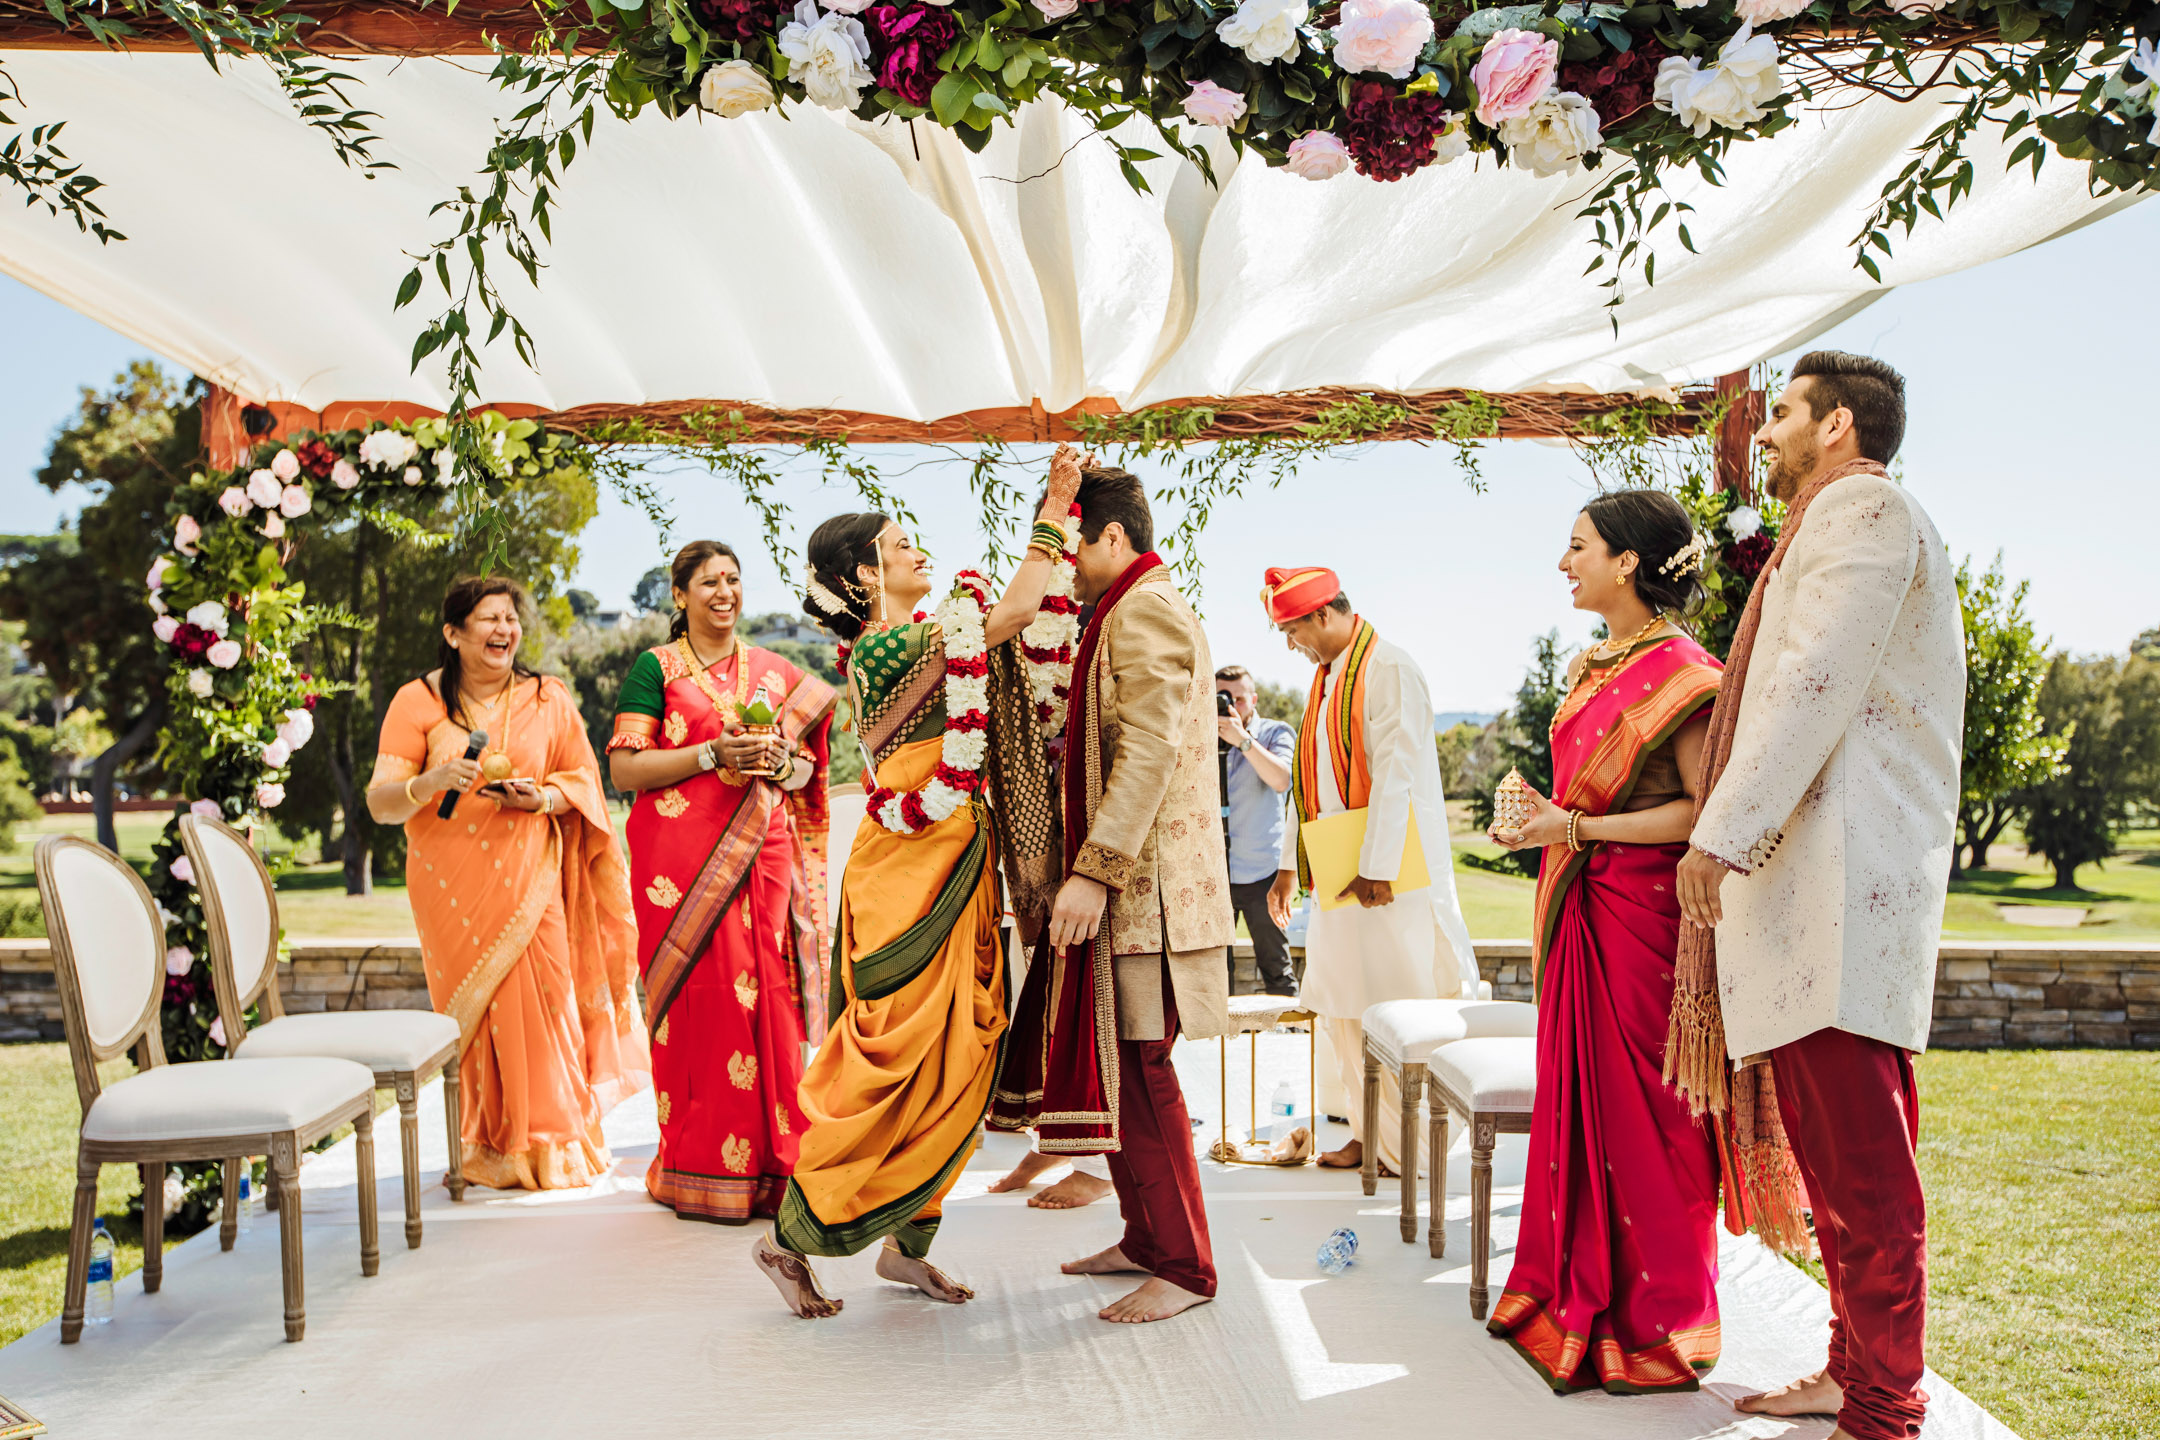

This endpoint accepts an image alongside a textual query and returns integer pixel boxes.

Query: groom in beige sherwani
[1677,352,1963,1440]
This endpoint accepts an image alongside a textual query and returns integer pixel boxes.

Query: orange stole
[1290,618,1376,886]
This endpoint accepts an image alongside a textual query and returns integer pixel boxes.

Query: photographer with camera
[1216,666,1297,996]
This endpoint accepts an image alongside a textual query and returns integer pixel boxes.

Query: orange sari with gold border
[373,674,649,1191]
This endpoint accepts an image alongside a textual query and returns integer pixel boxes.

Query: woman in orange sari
[1485,491,1727,1394]
[608,540,835,1225]
[368,576,648,1191]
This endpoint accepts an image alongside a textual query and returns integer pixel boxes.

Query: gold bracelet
[1566,810,1584,851]
[404,775,425,806]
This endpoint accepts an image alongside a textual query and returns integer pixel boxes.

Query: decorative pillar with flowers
[139,410,591,1221]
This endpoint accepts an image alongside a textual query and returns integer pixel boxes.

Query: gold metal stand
[1212,999,1317,1166]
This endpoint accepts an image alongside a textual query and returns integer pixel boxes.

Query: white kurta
[1283,634,1479,1020]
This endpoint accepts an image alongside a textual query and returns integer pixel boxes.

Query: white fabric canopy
[0,49,2133,414]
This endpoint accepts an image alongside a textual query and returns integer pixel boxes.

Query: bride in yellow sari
[752,448,1082,1318]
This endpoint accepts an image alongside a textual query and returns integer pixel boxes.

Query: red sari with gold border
[610,639,834,1223]
[1487,630,1727,1393]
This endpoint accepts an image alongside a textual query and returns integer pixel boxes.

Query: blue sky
[3,197,2152,711]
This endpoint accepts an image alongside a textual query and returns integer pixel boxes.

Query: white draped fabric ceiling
[0,49,2135,415]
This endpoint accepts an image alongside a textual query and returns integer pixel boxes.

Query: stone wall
[7,936,2158,1048]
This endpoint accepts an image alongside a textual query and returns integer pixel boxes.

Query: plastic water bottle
[1316,1226,1359,1276]
[236,1170,254,1235]
[1267,1078,1297,1141]
[85,1218,115,1324]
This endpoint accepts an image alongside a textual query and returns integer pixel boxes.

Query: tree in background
[1436,719,1501,801]
[2014,653,2160,890]
[539,610,671,797]
[1467,631,1565,877]
[2136,625,2160,662]
[1953,556,2067,875]
[1252,679,1304,727]
[565,588,600,620]
[631,564,671,614]
[0,362,196,849]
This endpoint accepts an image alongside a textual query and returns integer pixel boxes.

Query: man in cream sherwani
[1677,352,1963,1440]
[1263,568,1477,1173]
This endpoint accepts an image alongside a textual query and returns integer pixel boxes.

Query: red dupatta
[989,551,1162,1153]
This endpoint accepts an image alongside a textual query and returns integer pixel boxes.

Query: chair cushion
[233,1010,459,1073]
[82,1058,376,1143]
[1425,1037,1539,1113]
[1361,998,1538,1066]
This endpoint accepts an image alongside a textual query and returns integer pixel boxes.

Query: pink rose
[261,738,291,768]
[174,515,202,556]
[401,465,424,487]
[165,945,194,977]
[331,459,360,490]
[1036,0,1077,15]
[147,556,170,591]
[1285,130,1351,179]
[169,855,195,885]
[270,448,300,482]
[207,638,243,669]
[208,1016,227,1048]
[255,782,285,810]
[190,798,222,820]
[218,486,251,517]
[1471,28,1560,125]
[261,514,286,540]
[279,485,311,518]
[246,469,283,509]
[1182,79,1248,127]
[1328,0,1434,80]
[153,615,180,644]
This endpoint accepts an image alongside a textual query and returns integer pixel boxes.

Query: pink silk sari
[1488,632,1726,1393]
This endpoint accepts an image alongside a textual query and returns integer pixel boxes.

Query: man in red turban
[1263,566,1479,1173]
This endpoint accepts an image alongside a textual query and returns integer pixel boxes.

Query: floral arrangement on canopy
[596,0,2160,191]
[1673,468,1781,659]
[141,412,588,1084]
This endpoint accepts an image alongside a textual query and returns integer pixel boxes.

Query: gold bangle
[404,775,425,806]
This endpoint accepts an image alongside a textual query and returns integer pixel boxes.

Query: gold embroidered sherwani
[1069,571,1233,1042]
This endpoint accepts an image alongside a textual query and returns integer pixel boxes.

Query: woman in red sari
[1486,490,1727,1394]
[608,540,835,1223]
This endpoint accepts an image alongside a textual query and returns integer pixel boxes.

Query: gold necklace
[1567,616,1670,710]
[675,636,750,716]
[460,673,520,782]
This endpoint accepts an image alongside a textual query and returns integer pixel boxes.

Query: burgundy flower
[1558,36,1669,131]
[295,439,339,481]
[865,5,959,107]
[172,623,214,660]
[1341,80,1452,183]
[691,0,792,44]
[1727,533,1775,580]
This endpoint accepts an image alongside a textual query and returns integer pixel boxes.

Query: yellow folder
[1303,806,1430,911]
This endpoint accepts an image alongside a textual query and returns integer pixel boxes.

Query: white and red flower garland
[1020,505,1081,734]
[866,574,992,834]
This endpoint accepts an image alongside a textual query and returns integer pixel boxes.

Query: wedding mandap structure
[0,4,2143,1435]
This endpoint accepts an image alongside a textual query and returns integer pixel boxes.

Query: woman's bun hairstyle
[801,511,888,642]
[1580,489,1706,619]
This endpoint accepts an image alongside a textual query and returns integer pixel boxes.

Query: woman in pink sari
[1486,490,1728,1393]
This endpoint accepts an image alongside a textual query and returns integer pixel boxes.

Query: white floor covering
[1,1034,2016,1440]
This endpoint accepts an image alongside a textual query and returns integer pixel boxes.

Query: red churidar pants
[1771,1025,1928,1440]
[1103,973,1217,1297]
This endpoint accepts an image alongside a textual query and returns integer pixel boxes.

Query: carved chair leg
[140,1161,166,1294]
[271,1134,305,1342]
[1398,1066,1423,1244]
[1359,1045,1381,1198]
[1427,1103,1446,1259]
[264,1157,281,1213]
[61,1153,97,1343]
[441,1064,467,1202]
[1469,1115,1496,1321]
[355,1106,381,1279]
[220,1157,240,1252]
[395,1074,423,1248]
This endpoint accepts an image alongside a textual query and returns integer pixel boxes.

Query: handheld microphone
[437,730,488,820]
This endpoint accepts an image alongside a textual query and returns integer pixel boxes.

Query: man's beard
[1761,434,1821,501]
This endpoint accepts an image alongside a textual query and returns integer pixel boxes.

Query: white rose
[186,600,230,636]
[1726,505,1763,541]
[1327,0,1433,80]
[358,429,418,470]
[1733,0,1808,20]
[246,469,283,509]
[1217,0,1307,65]
[401,465,424,487]
[434,448,458,486]
[700,60,776,118]
[261,513,286,540]
[1432,115,1470,165]
[270,448,301,482]
[279,707,315,751]
[1496,89,1602,177]
[280,484,311,518]
[1654,25,1782,137]
[187,668,214,698]
[778,0,873,111]
[261,738,292,769]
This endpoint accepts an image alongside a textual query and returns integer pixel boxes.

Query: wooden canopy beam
[0,0,558,54]
[204,381,1747,470]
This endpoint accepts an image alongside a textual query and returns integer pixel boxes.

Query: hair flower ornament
[1659,532,1710,578]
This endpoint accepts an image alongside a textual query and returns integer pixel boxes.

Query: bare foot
[753,1234,843,1319]
[1029,1171,1113,1209]
[1061,1244,1151,1276]
[875,1240,973,1304]
[1735,1369,1843,1417]
[1099,1276,1212,1323]
[986,1150,1061,1195]
[1316,1139,1395,1177]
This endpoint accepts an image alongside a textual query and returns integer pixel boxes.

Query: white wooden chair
[1423,1036,1539,1319]
[180,815,463,1251]
[1360,997,1538,1243]
[37,835,380,1343]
